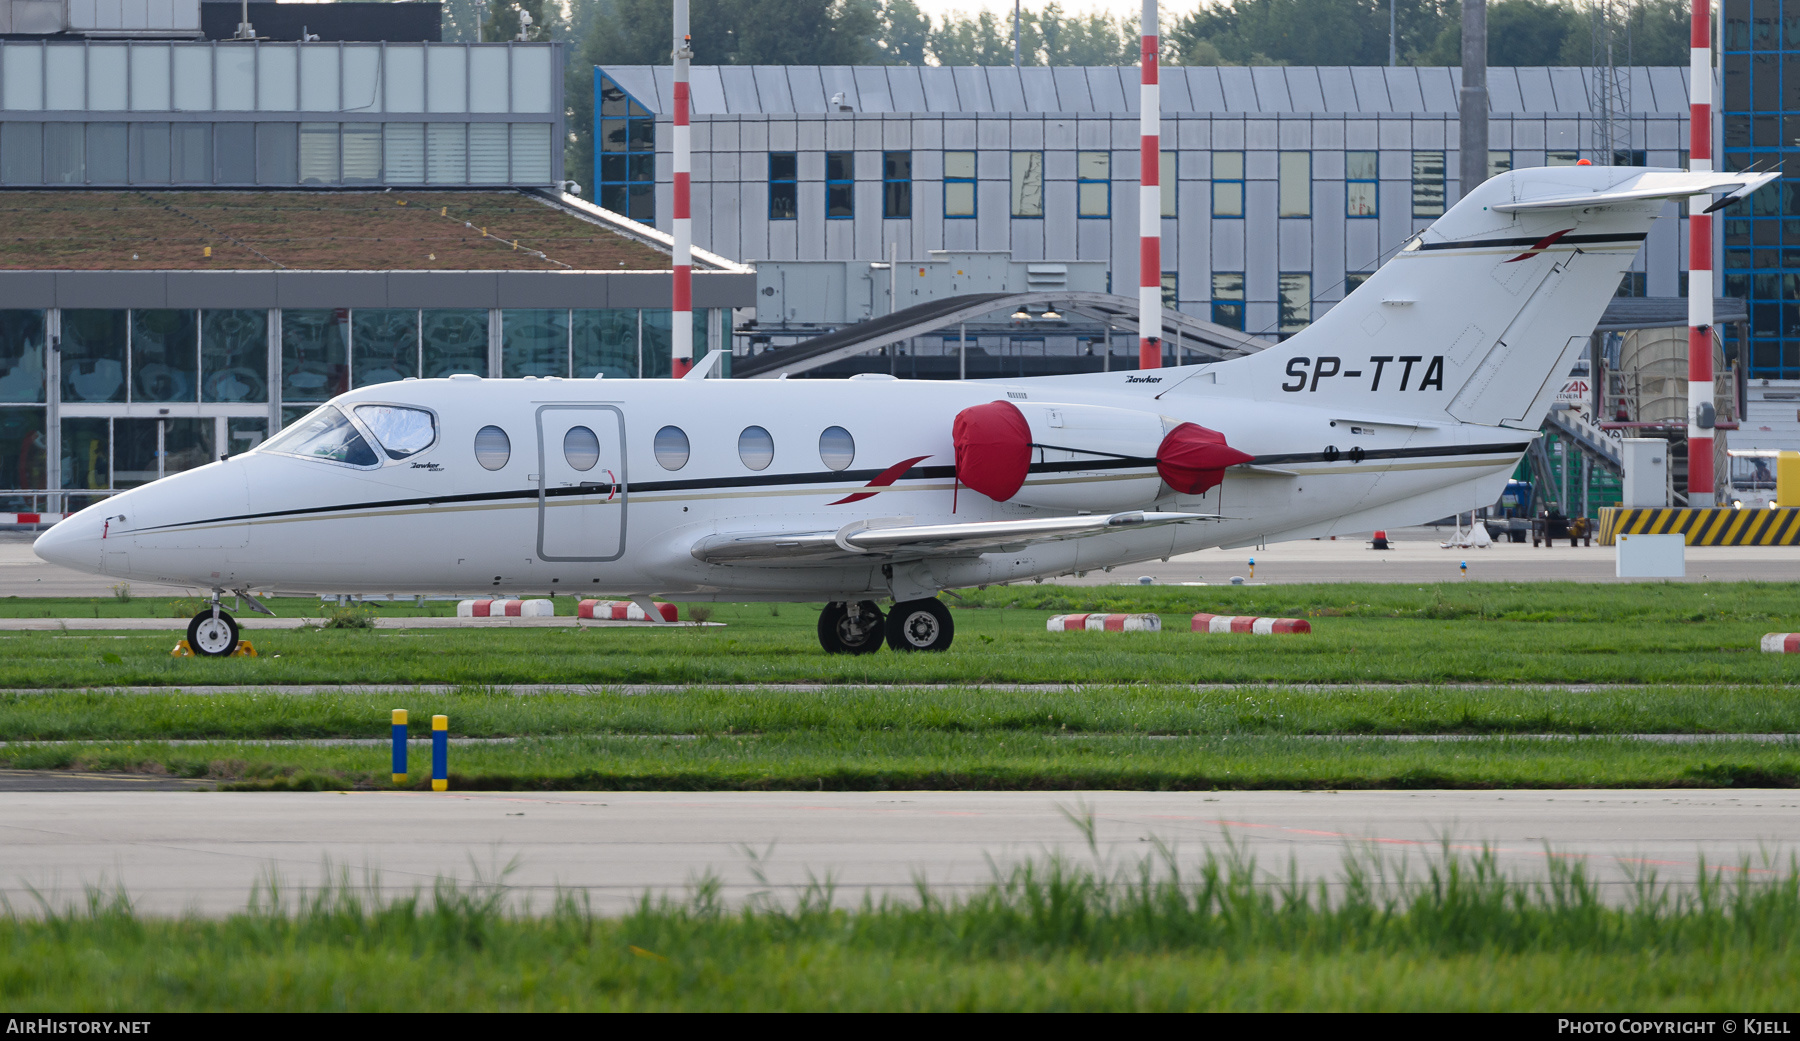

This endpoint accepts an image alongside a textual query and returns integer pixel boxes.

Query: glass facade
[1722,0,1800,378]
[2,305,717,510]
[596,72,656,223]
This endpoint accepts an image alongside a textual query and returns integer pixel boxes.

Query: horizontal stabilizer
[693,510,1205,566]
[1489,170,1779,213]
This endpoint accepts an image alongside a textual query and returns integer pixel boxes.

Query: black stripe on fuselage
[1417,232,1648,251]
[131,441,1531,534]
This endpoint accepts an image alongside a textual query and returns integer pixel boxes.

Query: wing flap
[692,511,1205,566]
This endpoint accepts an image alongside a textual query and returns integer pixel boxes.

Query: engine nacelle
[953,400,1255,511]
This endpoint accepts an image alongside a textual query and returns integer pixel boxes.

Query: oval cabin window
[738,426,775,471]
[818,426,855,471]
[474,425,511,470]
[653,425,690,471]
[563,425,600,471]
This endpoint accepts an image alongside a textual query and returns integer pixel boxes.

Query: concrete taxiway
[1,790,1795,915]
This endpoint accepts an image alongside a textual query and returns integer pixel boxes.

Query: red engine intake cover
[1156,422,1254,495]
[953,400,1033,502]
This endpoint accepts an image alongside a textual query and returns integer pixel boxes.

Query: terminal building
[0,2,754,520]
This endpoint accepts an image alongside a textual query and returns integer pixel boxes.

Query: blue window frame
[1346,150,1377,218]
[944,150,975,219]
[825,151,853,219]
[1077,151,1109,218]
[594,71,655,224]
[883,151,911,218]
[1722,10,1800,378]
[768,152,797,220]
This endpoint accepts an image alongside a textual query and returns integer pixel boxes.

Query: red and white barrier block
[1046,613,1161,632]
[579,599,678,622]
[1761,633,1800,653]
[1191,614,1311,635]
[0,513,61,524]
[458,599,555,618]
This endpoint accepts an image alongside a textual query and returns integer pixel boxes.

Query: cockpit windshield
[260,405,379,468]
[354,405,436,459]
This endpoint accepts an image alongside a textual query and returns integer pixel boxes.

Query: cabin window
[260,405,379,468]
[738,425,774,471]
[354,404,436,460]
[818,426,854,471]
[473,424,510,470]
[653,425,689,470]
[564,425,600,471]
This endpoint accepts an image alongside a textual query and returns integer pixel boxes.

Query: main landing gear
[816,598,955,654]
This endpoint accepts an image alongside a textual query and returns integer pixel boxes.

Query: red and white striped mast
[1137,0,1161,370]
[1687,0,1714,503]
[670,0,694,378]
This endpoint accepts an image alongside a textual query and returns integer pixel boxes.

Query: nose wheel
[186,609,241,657]
[818,600,886,654]
[885,598,954,652]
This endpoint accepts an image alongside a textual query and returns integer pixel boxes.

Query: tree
[879,0,930,65]
[1169,0,1456,67]
[440,0,486,43]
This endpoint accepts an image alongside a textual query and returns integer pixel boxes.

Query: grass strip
[3,611,1800,686]
[7,685,1800,740]
[5,848,1799,1010]
[5,734,1798,790]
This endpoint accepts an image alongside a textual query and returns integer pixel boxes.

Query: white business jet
[34,166,1775,656]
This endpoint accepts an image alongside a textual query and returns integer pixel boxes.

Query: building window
[1161,151,1176,217]
[1488,150,1512,178]
[1211,272,1245,330]
[1212,151,1244,217]
[944,150,976,218]
[596,72,655,224]
[1547,151,1581,166]
[1411,150,1445,218]
[1279,273,1312,333]
[1346,151,1378,217]
[769,152,797,220]
[1617,272,1647,297]
[883,151,911,219]
[1346,272,1375,295]
[1077,151,1109,218]
[1010,151,1044,217]
[1611,150,1648,167]
[825,151,854,219]
[1161,272,1178,309]
[1278,152,1310,218]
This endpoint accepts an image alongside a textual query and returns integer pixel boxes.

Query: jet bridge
[732,291,1272,379]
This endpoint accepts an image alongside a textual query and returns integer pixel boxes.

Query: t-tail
[1233,166,1776,429]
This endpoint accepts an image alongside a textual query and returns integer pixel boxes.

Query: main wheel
[186,609,240,658]
[885,597,954,652]
[817,600,886,654]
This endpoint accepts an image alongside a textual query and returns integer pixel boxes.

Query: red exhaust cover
[953,400,1032,502]
[1156,422,1253,495]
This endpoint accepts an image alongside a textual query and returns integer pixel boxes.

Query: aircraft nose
[32,505,106,574]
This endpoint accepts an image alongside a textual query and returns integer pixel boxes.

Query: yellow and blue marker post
[391,709,408,784]
[431,714,448,791]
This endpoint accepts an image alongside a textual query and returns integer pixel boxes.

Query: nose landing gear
[186,605,241,657]
[817,600,886,654]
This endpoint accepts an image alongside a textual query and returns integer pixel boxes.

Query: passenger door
[535,405,626,562]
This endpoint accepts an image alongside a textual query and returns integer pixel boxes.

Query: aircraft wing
[1489,170,1780,214]
[692,510,1206,566]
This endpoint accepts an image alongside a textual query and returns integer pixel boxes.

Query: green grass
[4,582,1798,789]
[5,848,1799,1010]
[4,597,1800,687]
[5,734,1797,791]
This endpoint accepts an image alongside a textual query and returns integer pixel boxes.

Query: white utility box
[1616,533,1685,578]
[1620,438,1670,508]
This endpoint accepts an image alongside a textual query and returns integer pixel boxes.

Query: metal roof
[601,65,1694,117]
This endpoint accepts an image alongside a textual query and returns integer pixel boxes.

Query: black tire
[885,597,954,652]
[186,610,240,658]
[817,600,886,654]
